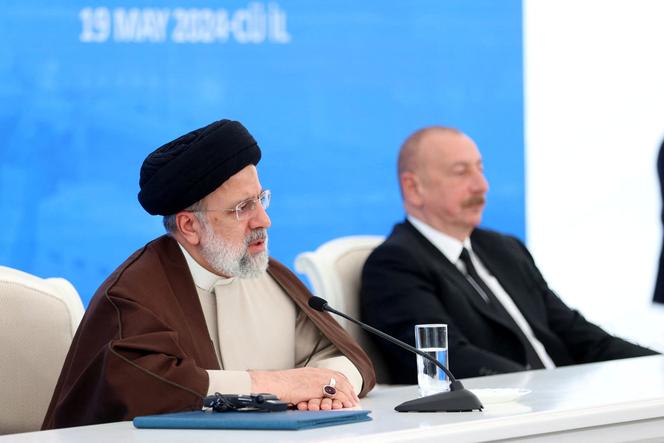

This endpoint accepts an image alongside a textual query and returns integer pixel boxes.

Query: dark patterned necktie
[459,248,496,306]
[458,248,545,369]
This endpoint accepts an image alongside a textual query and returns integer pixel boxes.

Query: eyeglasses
[193,189,271,221]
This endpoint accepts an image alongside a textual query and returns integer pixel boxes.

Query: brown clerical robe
[42,235,375,429]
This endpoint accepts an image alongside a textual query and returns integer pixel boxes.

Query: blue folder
[133,409,372,430]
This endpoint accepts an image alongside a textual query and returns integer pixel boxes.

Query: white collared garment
[408,216,556,369]
[177,243,363,395]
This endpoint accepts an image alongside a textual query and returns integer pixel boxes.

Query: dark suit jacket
[654,138,664,304]
[360,220,658,382]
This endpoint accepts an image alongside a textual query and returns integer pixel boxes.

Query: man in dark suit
[360,126,658,382]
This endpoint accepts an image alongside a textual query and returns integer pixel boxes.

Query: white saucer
[469,388,531,404]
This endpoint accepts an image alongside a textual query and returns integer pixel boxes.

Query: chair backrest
[295,235,392,383]
[0,266,84,435]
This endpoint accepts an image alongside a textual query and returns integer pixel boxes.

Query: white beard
[198,219,269,279]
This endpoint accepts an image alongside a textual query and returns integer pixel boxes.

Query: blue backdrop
[0,0,524,305]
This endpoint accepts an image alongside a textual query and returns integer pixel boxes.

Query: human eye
[450,164,468,176]
[235,199,254,215]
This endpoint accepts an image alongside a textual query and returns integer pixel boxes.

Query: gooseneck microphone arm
[307,295,483,412]
[313,298,460,387]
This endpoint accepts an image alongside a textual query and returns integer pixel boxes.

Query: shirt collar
[407,215,472,263]
[176,241,235,292]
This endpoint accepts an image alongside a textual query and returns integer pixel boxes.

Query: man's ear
[401,172,424,207]
[176,212,203,246]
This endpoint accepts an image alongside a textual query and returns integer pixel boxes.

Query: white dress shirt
[408,216,556,369]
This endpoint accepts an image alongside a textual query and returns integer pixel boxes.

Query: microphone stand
[320,302,483,412]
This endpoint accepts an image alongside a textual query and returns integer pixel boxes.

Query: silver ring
[323,377,337,398]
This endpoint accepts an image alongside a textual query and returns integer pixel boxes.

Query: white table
[3,355,664,443]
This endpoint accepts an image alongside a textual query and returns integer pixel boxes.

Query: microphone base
[395,388,484,412]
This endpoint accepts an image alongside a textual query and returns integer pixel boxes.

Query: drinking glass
[414,323,449,397]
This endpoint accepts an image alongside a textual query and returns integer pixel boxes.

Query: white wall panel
[525,0,664,337]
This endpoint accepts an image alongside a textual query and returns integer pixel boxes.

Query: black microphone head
[308,296,328,312]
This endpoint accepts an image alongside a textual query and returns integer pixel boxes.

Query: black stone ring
[322,377,337,398]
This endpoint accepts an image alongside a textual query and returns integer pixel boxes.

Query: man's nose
[249,202,271,229]
[472,172,489,193]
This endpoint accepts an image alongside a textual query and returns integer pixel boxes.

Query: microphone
[308,296,483,412]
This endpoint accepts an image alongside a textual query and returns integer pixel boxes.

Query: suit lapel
[470,233,546,338]
[402,221,516,329]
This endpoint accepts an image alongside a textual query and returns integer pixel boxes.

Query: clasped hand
[249,367,359,411]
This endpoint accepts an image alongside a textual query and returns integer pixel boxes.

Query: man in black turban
[43,120,376,430]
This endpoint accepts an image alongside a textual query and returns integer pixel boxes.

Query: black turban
[138,119,261,216]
